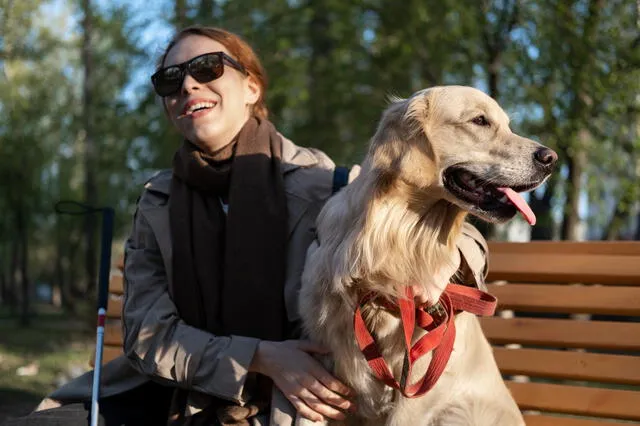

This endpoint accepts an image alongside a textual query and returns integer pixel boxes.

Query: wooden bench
[97,257,126,366]
[481,241,640,425]
[97,242,640,425]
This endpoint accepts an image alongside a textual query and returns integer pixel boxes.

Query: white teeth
[186,101,216,114]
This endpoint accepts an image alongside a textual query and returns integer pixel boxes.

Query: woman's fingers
[279,378,346,422]
[288,394,324,423]
[306,357,353,397]
[311,360,353,401]
[297,388,347,421]
[301,375,353,411]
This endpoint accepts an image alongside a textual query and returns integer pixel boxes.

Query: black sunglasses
[151,51,247,97]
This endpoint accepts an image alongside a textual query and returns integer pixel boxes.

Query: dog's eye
[471,115,490,127]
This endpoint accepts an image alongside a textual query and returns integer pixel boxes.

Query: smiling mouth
[178,101,218,119]
[443,167,541,225]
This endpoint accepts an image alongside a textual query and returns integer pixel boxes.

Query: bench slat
[116,256,124,271]
[104,321,123,346]
[507,381,640,421]
[487,284,640,315]
[480,317,640,351]
[106,296,122,319]
[487,253,640,285]
[488,241,640,256]
[523,414,632,426]
[493,347,640,385]
[109,274,124,295]
[102,345,123,364]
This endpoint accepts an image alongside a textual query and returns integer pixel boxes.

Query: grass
[0,306,95,422]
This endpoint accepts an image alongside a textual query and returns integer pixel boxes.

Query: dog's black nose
[534,147,558,168]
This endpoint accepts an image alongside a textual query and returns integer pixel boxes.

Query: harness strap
[353,283,496,398]
[332,166,350,194]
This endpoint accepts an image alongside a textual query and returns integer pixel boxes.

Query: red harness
[353,283,497,398]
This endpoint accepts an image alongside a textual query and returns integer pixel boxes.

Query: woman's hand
[250,340,354,422]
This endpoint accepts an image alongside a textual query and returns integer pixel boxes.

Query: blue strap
[332,166,350,194]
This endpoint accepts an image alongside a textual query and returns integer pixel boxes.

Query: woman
[115,25,358,425]
[10,26,489,426]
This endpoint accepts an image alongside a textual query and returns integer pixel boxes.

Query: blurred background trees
[0,0,638,318]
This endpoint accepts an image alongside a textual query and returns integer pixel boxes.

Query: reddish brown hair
[159,26,269,120]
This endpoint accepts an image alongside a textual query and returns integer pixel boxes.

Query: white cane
[90,207,114,426]
[91,307,107,426]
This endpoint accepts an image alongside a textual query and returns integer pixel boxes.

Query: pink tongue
[496,187,537,225]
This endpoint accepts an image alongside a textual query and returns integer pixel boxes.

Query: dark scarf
[169,117,288,424]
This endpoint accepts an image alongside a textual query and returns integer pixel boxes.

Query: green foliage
[511,0,640,239]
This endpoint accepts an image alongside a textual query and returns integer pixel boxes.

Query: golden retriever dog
[299,86,557,425]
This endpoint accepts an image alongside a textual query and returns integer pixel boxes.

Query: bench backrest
[99,258,125,365]
[482,241,640,425]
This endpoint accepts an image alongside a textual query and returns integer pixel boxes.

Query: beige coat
[38,137,488,426]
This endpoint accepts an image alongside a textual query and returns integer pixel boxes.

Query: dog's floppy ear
[368,98,410,161]
[374,97,410,144]
[405,88,432,139]
[403,89,436,165]
[365,97,412,194]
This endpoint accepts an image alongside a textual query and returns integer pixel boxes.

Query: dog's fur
[300,86,555,425]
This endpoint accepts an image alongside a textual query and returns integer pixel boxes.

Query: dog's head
[369,85,557,224]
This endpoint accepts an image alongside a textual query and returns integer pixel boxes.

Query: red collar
[353,283,497,398]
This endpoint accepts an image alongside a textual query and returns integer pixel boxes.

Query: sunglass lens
[153,66,183,96]
[189,54,223,83]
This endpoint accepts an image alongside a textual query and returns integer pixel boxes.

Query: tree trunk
[0,249,6,305]
[16,205,30,326]
[82,0,97,298]
[487,55,500,102]
[54,234,64,308]
[175,0,188,28]
[9,233,20,315]
[68,235,83,304]
[604,210,626,241]
[529,182,556,240]
[306,0,334,154]
[198,0,214,19]
[603,183,636,240]
[55,222,76,312]
[0,243,7,305]
[561,150,586,240]
[0,269,5,305]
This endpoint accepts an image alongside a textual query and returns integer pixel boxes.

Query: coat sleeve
[122,205,259,405]
[456,222,490,290]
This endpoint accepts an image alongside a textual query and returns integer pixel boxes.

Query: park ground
[0,306,94,423]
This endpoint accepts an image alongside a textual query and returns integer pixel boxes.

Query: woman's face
[162,35,260,153]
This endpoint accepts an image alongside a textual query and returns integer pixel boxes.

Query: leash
[353,283,496,398]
